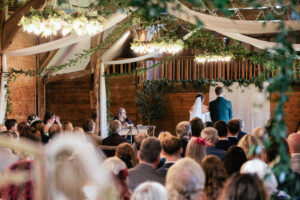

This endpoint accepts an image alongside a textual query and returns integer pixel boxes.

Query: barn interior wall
[6,31,37,122]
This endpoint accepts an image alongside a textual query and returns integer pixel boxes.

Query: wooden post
[176,58,180,81]
[249,61,253,79]
[167,61,171,80]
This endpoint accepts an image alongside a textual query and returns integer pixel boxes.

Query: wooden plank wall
[109,75,137,124]
[6,31,36,122]
[45,75,91,127]
[270,85,300,134]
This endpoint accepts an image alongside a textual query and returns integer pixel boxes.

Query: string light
[195,55,232,63]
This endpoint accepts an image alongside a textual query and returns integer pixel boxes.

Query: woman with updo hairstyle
[62,121,73,132]
[115,143,137,169]
[201,155,228,200]
[185,137,207,165]
[218,173,268,200]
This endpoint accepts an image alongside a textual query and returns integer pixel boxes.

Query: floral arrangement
[18,7,104,37]
[194,54,233,63]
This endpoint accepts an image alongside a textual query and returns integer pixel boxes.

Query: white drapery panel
[209,82,270,133]
[0,55,7,124]
[167,0,300,34]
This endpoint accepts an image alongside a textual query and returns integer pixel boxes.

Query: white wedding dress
[189,97,211,122]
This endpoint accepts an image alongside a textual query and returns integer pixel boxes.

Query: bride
[190,93,211,122]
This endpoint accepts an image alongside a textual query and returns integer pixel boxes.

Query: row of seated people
[0,113,300,200]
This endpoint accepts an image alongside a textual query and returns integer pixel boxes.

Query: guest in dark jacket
[157,136,182,176]
[223,146,247,176]
[129,137,165,191]
[214,120,231,151]
[234,118,247,140]
[209,86,233,124]
[103,120,127,146]
[201,127,226,160]
[227,119,240,146]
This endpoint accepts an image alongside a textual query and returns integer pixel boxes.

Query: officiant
[114,108,133,127]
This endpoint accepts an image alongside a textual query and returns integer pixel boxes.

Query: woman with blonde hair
[185,137,207,165]
[61,121,73,132]
[102,157,131,200]
[115,143,137,169]
[45,134,116,200]
[238,134,264,160]
[131,182,168,200]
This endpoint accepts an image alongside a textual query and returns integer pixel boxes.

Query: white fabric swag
[209,82,270,134]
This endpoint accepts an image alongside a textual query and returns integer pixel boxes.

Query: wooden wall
[6,31,36,122]
[109,75,137,124]
[270,85,300,134]
[45,75,92,127]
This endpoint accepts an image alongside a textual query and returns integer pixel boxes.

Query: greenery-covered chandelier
[18,1,103,37]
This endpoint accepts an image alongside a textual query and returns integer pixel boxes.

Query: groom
[209,86,233,124]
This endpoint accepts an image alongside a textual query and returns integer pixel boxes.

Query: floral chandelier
[195,54,232,63]
[19,7,104,37]
[131,39,185,55]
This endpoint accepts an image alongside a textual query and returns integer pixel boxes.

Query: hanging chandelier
[19,7,103,38]
[195,55,232,63]
[131,39,185,55]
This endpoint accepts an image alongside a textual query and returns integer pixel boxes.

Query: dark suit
[156,162,175,176]
[129,163,165,191]
[228,136,238,146]
[237,131,247,141]
[102,133,127,146]
[209,97,233,124]
[215,139,231,151]
[206,146,226,160]
[291,154,300,174]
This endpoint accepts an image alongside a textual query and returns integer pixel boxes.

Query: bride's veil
[190,97,202,120]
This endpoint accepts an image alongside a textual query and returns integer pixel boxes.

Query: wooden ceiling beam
[1,0,47,51]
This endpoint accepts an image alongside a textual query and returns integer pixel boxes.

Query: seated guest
[48,124,62,139]
[31,120,49,144]
[234,117,247,140]
[83,119,102,145]
[62,121,73,132]
[115,143,138,169]
[215,120,231,151]
[175,121,191,157]
[5,119,18,138]
[227,119,240,146]
[201,127,226,160]
[0,132,19,173]
[166,158,205,200]
[27,114,39,125]
[43,112,61,134]
[241,159,288,199]
[103,120,127,146]
[129,137,164,191]
[157,131,172,165]
[0,123,7,132]
[287,132,300,174]
[223,146,247,176]
[186,137,206,165]
[252,127,268,145]
[114,108,133,127]
[201,155,228,200]
[17,122,27,138]
[131,182,168,200]
[190,117,205,137]
[205,121,214,127]
[102,157,132,200]
[218,173,267,200]
[238,134,263,160]
[133,132,148,156]
[157,136,182,176]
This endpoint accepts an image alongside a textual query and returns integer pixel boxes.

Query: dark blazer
[102,133,127,146]
[156,162,175,176]
[129,163,165,191]
[228,136,238,146]
[209,97,233,124]
[215,139,231,151]
[206,146,226,161]
[237,131,247,141]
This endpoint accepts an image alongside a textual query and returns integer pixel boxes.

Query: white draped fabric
[0,55,7,124]
[209,82,270,133]
[167,0,300,34]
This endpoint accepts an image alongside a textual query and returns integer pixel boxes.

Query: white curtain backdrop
[209,82,270,133]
